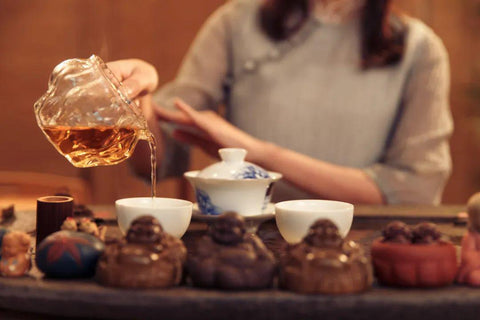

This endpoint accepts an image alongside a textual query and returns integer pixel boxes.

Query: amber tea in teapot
[34,55,157,196]
[43,126,141,167]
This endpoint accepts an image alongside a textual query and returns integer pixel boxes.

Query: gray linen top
[153,0,453,204]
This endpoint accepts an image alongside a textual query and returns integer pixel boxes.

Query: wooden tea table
[0,204,478,320]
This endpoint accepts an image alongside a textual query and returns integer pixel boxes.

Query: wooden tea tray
[0,205,477,320]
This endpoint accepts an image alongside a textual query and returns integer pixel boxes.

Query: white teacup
[275,199,354,244]
[115,197,193,238]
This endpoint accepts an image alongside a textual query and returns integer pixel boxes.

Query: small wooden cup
[36,196,74,247]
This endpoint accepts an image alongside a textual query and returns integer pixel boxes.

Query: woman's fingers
[173,98,208,126]
[155,104,194,125]
[157,98,233,150]
[106,59,158,99]
[106,61,129,80]
[155,98,210,128]
[122,77,148,98]
[106,60,143,97]
[173,98,224,137]
[174,98,196,114]
[172,129,220,158]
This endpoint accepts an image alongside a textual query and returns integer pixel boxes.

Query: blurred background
[0,0,479,208]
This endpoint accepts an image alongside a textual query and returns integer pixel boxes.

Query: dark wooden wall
[0,0,223,205]
[0,0,478,205]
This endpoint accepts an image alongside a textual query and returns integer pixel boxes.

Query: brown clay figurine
[371,221,457,287]
[458,192,480,286]
[96,215,186,288]
[279,219,372,294]
[1,205,14,223]
[61,217,78,232]
[187,211,276,290]
[61,217,106,241]
[78,218,106,241]
[0,231,31,277]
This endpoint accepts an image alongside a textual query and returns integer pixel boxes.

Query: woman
[109,0,453,204]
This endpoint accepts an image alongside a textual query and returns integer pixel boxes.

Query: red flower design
[45,234,90,267]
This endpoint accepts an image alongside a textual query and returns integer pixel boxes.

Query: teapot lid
[197,148,270,180]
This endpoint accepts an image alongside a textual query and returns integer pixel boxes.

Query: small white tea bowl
[275,199,354,244]
[115,197,193,238]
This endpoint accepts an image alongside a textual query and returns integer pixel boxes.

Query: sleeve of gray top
[363,26,453,205]
[152,1,233,179]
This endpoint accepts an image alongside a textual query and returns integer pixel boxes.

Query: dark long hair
[259,0,405,69]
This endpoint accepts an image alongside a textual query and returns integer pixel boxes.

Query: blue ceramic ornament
[0,228,10,259]
[36,230,104,278]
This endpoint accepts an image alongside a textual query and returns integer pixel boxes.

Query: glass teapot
[34,55,151,168]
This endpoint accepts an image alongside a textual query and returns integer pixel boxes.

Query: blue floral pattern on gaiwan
[196,189,221,215]
[36,230,105,278]
[234,165,270,179]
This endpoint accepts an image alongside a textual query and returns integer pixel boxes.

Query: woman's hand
[107,59,164,178]
[155,99,383,204]
[107,59,159,98]
[155,99,265,162]
[107,59,159,123]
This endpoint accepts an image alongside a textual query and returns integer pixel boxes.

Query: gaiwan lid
[198,148,270,180]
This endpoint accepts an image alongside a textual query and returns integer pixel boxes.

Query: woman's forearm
[154,99,384,203]
[254,141,384,204]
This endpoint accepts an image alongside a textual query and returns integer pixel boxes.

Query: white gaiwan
[184,148,282,216]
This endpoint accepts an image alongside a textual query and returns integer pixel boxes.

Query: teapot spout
[138,128,153,141]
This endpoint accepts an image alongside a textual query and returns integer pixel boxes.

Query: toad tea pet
[187,212,276,290]
[0,231,31,277]
[279,219,372,294]
[96,215,186,288]
[371,221,457,287]
[458,193,480,286]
